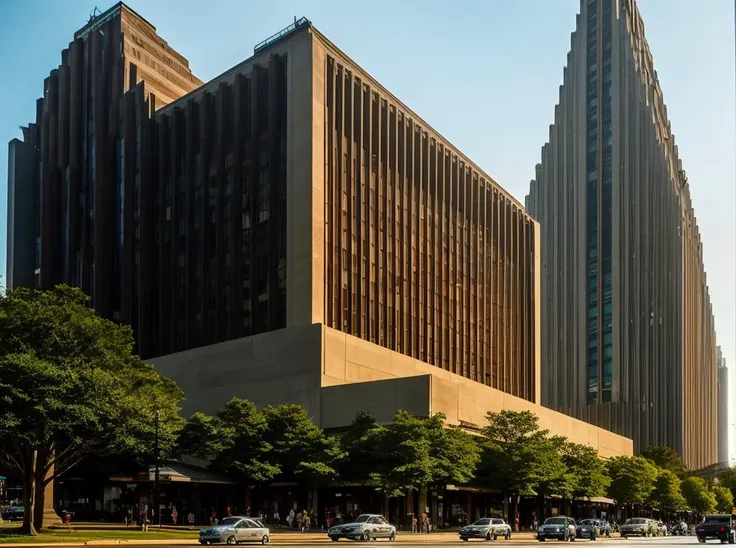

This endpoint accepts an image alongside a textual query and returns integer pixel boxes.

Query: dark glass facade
[5,4,289,359]
[585,0,614,405]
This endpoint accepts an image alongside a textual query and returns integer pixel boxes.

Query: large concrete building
[525,0,718,469]
[7,4,633,458]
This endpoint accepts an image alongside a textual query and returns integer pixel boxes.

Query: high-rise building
[525,0,718,469]
[718,347,729,465]
[6,5,633,460]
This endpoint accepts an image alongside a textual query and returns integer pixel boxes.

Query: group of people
[410,512,432,533]
[284,508,314,532]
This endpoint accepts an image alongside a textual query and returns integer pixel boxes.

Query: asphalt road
[116,537,718,548]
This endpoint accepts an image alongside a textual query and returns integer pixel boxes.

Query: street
[43,537,718,548]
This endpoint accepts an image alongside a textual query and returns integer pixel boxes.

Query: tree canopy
[606,456,658,506]
[649,470,687,513]
[0,286,183,533]
[562,442,611,499]
[641,445,686,478]
[478,410,570,498]
[713,485,734,514]
[681,477,717,515]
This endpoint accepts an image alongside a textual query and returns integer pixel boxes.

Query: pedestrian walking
[171,506,179,525]
[297,511,303,532]
[188,511,195,528]
[302,511,310,533]
[412,515,418,533]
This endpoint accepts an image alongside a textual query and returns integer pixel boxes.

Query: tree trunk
[21,450,38,536]
[32,449,58,531]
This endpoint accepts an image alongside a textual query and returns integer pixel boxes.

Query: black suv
[696,514,736,544]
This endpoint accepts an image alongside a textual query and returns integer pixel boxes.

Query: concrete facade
[153,324,632,458]
[525,0,718,469]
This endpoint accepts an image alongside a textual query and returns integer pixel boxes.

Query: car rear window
[705,517,731,524]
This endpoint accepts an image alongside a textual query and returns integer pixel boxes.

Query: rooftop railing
[253,17,310,53]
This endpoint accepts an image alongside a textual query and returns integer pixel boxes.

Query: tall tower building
[6,3,202,355]
[718,347,729,465]
[525,0,718,469]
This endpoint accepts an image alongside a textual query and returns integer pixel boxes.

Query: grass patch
[0,522,198,544]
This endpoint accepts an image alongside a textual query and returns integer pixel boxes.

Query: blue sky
[1,1,734,420]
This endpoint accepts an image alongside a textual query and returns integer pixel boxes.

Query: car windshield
[220,518,240,526]
[544,518,566,525]
[705,516,731,524]
[580,520,594,525]
[354,515,371,523]
[626,519,647,524]
[473,519,492,525]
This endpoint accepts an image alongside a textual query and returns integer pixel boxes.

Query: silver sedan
[328,514,397,541]
[199,516,270,545]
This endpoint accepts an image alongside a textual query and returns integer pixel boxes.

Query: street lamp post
[154,410,160,528]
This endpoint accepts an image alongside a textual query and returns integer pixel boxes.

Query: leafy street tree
[718,468,736,502]
[338,412,385,485]
[681,477,717,515]
[0,286,183,534]
[477,410,567,498]
[562,442,611,499]
[261,404,343,486]
[369,410,434,497]
[641,445,687,478]
[649,470,687,514]
[178,399,278,484]
[426,413,481,488]
[606,456,658,507]
[713,485,734,514]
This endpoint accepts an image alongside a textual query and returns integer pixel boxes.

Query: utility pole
[154,410,160,528]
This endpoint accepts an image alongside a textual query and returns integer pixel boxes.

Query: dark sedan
[538,517,576,542]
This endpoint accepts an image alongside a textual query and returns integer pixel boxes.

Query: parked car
[621,518,657,538]
[198,516,270,545]
[576,519,606,540]
[538,516,576,542]
[695,514,736,544]
[459,518,512,541]
[327,514,396,542]
[1,506,24,522]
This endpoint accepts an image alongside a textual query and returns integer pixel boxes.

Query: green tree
[210,399,278,482]
[606,456,658,507]
[477,410,567,498]
[262,404,343,485]
[0,286,183,534]
[562,442,610,499]
[649,470,687,514]
[369,410,434,497]
[425,413,480,487]
[641,445,686,478]
[681,477,717,515]
[338,412,385,485]
[718,468,736,502]
[713,485,734,513]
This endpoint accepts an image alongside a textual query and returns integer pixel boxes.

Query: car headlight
[538,527,544,533]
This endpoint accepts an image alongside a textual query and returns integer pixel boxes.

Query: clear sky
[1,1,734,419]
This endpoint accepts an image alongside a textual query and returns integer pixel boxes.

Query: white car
[199,516,270,545]
[328,514,396,542]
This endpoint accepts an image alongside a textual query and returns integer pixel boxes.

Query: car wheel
[330,537,339,542]
[261,535,269,545]
[389,532,396,542]
[227,537,236,545]
[538,537,546,542]
[461,538,469,542]
[699,537,706,544]
[361,532,371,542]
[506,532,511,540]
